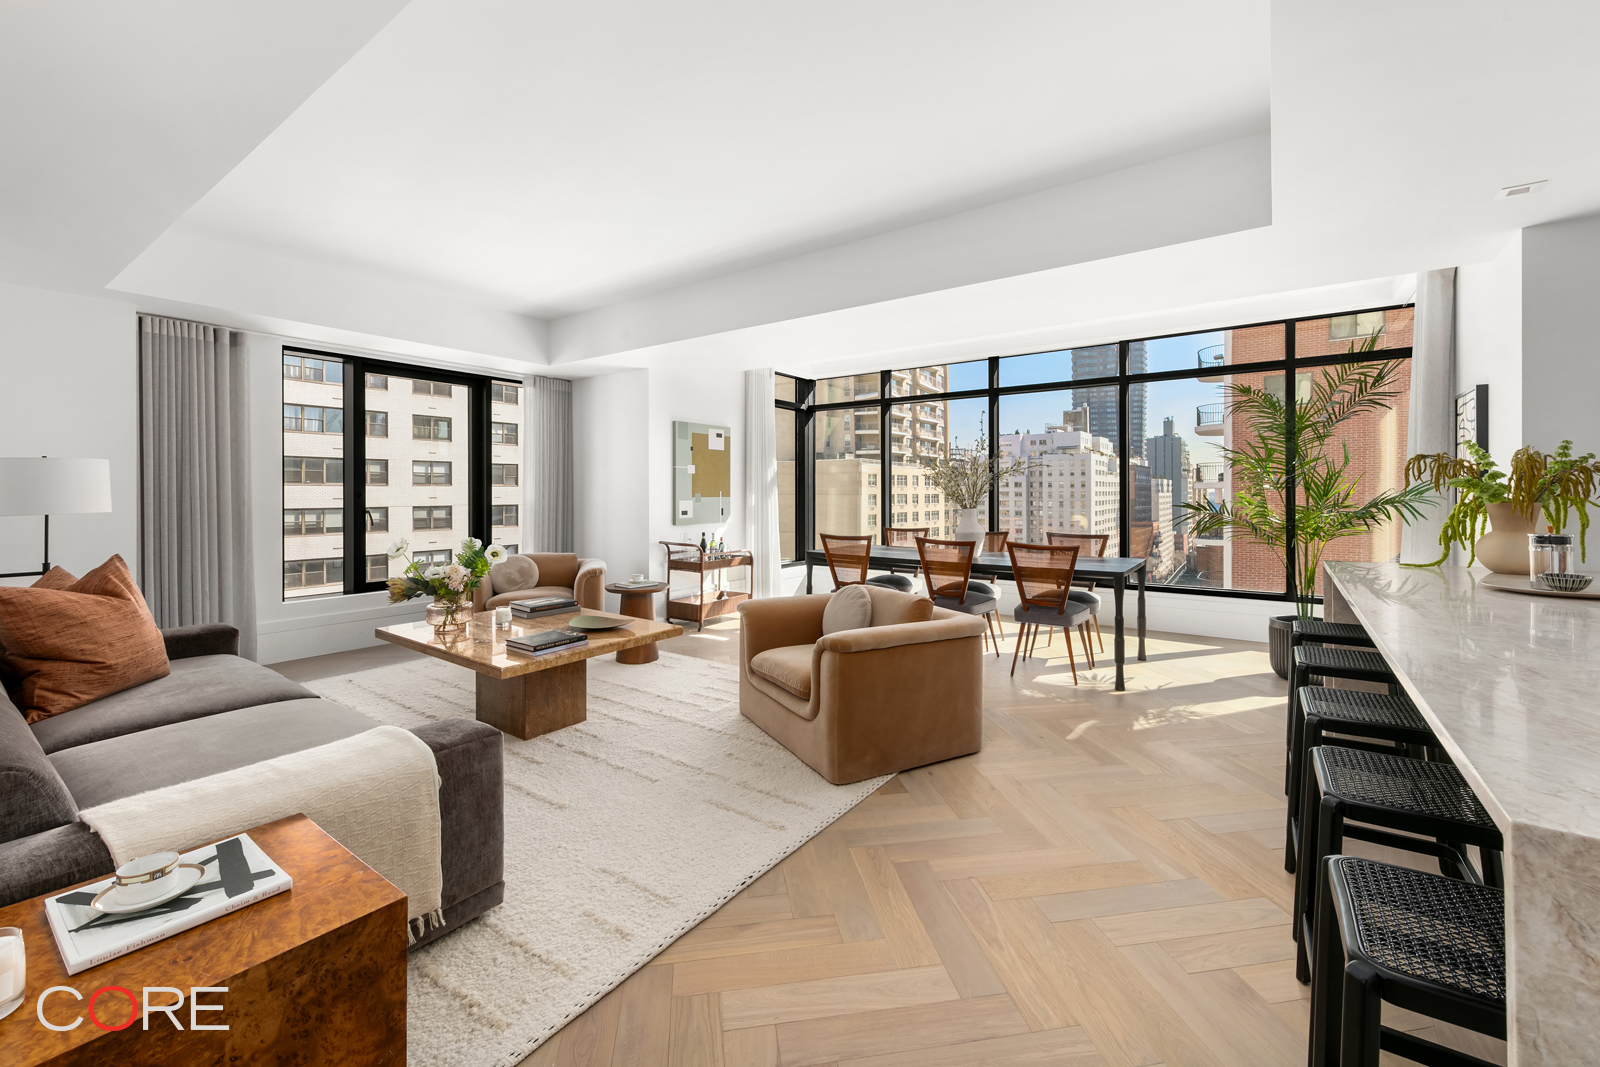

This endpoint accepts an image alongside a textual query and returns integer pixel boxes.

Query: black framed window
[282,347,499,600]
[777,304,1415,603]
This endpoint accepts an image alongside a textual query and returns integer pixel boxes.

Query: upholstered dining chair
[819,533,913,592]
[1045,532,1108,652]
[1006,541,1095,682]
[914,536,1001,657]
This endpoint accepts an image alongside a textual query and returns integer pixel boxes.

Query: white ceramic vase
[952,507,985,544]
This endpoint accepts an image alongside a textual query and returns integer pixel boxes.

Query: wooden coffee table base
[475,659,587,740]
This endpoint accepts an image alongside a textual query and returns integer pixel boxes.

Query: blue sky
[929,334,1227,468]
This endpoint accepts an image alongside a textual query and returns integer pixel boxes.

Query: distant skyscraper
[1070,342,1146,459]
[1145,415,1192,510]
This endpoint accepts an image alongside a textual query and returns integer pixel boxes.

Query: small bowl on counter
[1537,571,1594,593]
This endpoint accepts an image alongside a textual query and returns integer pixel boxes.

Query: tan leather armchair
[471,553,606,613]
[738,587,987,785]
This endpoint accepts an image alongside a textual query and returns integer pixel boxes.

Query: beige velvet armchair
[471,553,606,613]
[738,587,987,785]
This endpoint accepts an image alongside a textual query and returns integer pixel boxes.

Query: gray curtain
[139,315,257,659]
[743,369,781,597]
[1400,268,1458,565]
[525,375,573,553]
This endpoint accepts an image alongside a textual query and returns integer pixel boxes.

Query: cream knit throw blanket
[79,725,444,940]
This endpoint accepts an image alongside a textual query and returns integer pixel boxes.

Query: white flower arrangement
[485,544,508,563]
[386,538,409,559]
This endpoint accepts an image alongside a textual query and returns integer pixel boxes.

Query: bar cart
[659,541,753,630]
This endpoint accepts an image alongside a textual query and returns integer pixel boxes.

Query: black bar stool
[1286,621,1377,773]
[1309,856,1505,1067]
[1285,644,1401,867]
[1295,746,1504,983]
[1284,688,1437,871]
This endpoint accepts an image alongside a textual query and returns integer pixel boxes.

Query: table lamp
[0,457,113,578]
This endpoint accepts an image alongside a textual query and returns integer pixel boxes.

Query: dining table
[804,544,1148,690]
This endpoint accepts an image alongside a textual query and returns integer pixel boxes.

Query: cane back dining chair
[1045,532,1108,652]
[1006,541,1095,682]
[880,527,930,548]
[819,533,913,592]
[914,536,1002,657]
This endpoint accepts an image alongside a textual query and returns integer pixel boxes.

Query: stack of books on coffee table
[506,628,589,658]
[510,595,578,619]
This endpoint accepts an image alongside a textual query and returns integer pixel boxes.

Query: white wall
[1521,213,1600,458]
[1455,234,1523,460]
[573,369,651,608]
[0,282,138,583]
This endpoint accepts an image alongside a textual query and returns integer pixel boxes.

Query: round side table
[606,581,669,664]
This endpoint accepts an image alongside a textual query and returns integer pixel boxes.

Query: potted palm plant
[923,426,1031,543]
[1403,440,1598,571]
[1176,355,1433,677]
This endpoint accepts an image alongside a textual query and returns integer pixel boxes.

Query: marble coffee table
[376,609,681,740]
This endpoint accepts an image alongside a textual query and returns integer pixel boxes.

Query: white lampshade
[0,458,113,516]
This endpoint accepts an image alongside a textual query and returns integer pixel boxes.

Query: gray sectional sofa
[0,624,503,948]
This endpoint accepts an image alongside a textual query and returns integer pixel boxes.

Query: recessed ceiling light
[1495,180,1547,200]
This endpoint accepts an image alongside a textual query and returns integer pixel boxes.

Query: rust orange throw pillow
[0,555,169,723]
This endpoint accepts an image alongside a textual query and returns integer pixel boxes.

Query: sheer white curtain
[139,315,257,658]
[525,375,574,553]
[743,369,781,598]
[1400,268,1458,564]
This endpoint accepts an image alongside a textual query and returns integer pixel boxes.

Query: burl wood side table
[0,814,406,1067]
[605,581,669,664]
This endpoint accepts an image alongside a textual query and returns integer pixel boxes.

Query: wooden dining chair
[982,532,1009,554]
[1045,532,1109,653]
[914,536,1001,657]
[1006,541,1095,682]
[881,527,930,548]
[820,533,913,592]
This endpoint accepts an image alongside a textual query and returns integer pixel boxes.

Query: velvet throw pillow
[0,555,170,723]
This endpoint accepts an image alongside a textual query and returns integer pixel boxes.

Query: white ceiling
[9,1,1600,376]
[168,0,1270,315]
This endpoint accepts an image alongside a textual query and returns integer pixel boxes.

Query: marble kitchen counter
[1325,562,1600,1066]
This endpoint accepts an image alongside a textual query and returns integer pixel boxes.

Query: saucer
[91,863,206,914]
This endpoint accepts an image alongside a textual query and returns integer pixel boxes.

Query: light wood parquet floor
[274,612,1507,1067]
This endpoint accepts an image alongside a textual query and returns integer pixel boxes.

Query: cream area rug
[307,650,889,1067]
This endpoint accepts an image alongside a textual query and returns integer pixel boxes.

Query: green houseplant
[1176,355,1433,676]
[1403,440,1598,569]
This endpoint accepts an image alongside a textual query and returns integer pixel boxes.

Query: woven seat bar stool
[1295,746,1504,985]
[1285,644,1402,855]
[820,533,914,593]
[1284,688,1438,873]
[1309,856,1505,1067]
[1286,620,1378,775]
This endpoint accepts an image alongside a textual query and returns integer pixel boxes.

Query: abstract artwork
[673,421,732,525]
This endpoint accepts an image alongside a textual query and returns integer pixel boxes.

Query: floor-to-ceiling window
[773,304,1415,604]
[282,348,513,599]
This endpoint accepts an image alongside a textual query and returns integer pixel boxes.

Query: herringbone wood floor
[270,614,1507,1067]
[503,616,1507,1067]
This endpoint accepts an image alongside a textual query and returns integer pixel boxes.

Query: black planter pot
[1268,614,1297,679]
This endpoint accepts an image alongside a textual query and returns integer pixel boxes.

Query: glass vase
[426,596,470,635]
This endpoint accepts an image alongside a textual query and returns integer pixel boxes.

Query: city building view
[282,352,523,598]
[779,307,1413,591]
